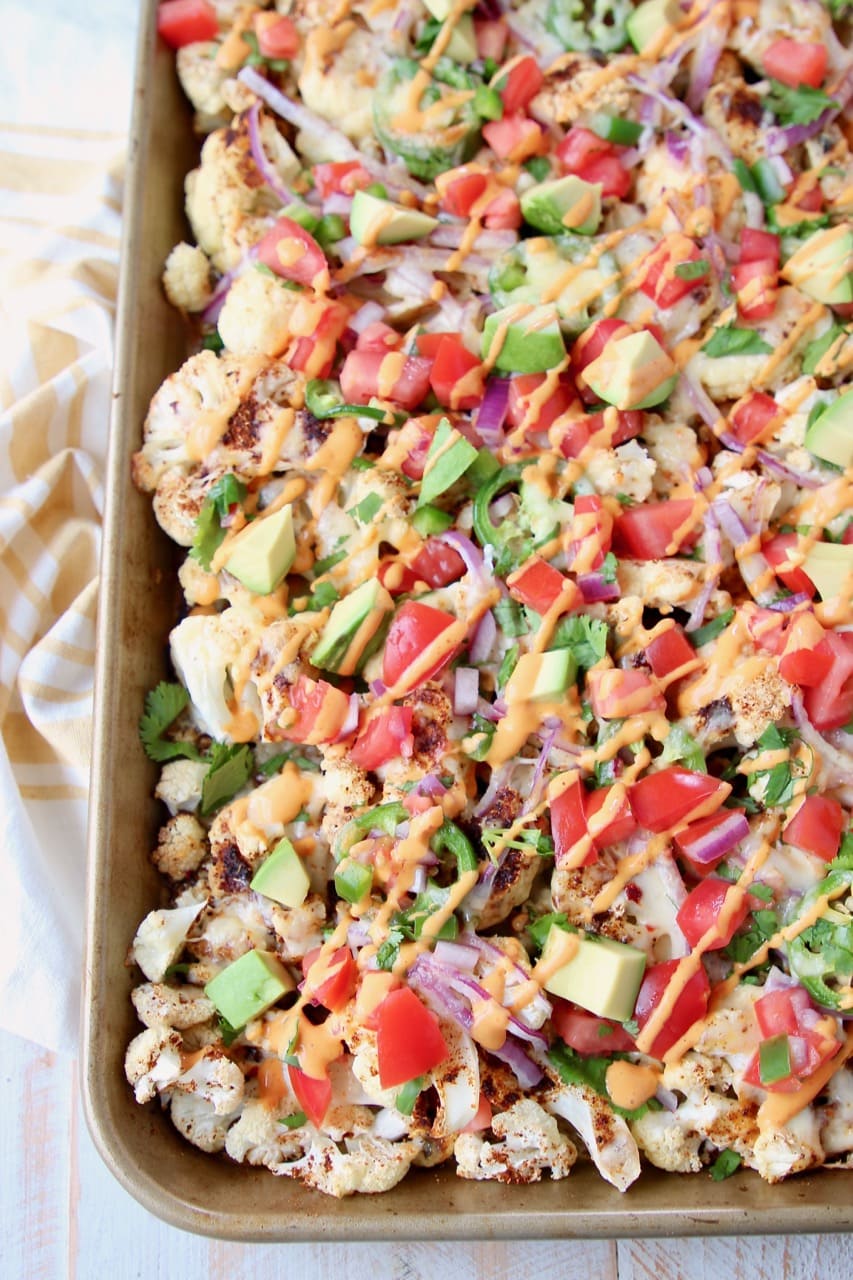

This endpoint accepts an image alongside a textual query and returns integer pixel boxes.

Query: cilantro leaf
[688,608,734,648]
[481,825,554,861]
[498,643,519,689]
[702,324,773,358]
[201,743,253,815]
[549,615,609,670]
[601,551,618,584]
[722,908,778,965]
[528,911,576,953]
[191,474,247,571]
[376,928,406,971]
[139,682,203,763]
[830,833,853,872]
[494,596,529,638]
[765,79,838,127]
[347,492,383,524]
[660,723,706,772]
[710,1148,742,1180]
[548,1043,655,1121]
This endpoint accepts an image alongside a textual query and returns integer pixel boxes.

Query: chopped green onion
[411,503,453,537]
[315,213,346,246]
[588,112,643,145]
[674,258,710,281]
[395,1075,425,1115]
[732,158,757,194]
[474,83,504,120]
[282,201,320,232]
[750,158,786,206]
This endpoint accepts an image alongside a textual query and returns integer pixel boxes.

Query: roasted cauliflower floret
[130,902,205,982]
[297,23,387,152]
[125,1027,184,1103]
[631,1108,704,1173]
[285,1132,421,1196]
[173,1045,246,1115]
[583,440,656,504]
[541,1079,642,1190]
[169,1089,235,1153]
[131,981,216,1030]
[687,289,823,399]
[644,419,704,495]
[163,241,214,313]
[751,1107,825,1183]
[618,559,732,615]
[170,606,263,742]
[702,78,769,165]
[176,42,230,123]
[155,758,210,815]
[152,812,209,881]
[185,108,299,269]
[455,1098,577,1183]
[217,267,301,356]
[530,53,634,126]
[225,1096,309,1169]
[269,894,327,960]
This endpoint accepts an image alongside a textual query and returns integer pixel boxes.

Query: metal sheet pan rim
[80,0,853,1241]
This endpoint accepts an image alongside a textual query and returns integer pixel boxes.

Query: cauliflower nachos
[126,0,853,1198]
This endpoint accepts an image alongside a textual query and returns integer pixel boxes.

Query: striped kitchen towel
[0,121,125,1052]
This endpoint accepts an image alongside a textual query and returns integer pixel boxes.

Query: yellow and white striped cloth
[0,115,126,1051]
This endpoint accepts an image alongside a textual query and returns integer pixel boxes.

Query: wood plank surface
[2,1029,851,1280]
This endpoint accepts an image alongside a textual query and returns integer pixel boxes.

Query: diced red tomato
[339,349,432,411]
[375,987,449,1088]
[675,877,751,950]
[382,601,457,691]
[350,707,415,770]
[377,559,419,595]
[587,667,665,720]
[761,532,816,598]
[461,1093,493,1133]
[414,332,455,358]
[482,113,544,161]
[302,946,358,1011]
[474,16,508,61]
[507,556,577,614]
[747,606,789,655]
[435,167,521,228]
[157,0,218,48]
[429,335,484,410]
[411,538,467,588]
[556,126,611,172]
[732,258,778,321]
[639,235,710,309]
[744,983,840,1092]
[793,181,824,213]
[645,624,699,681]
[740,228,781,265]
[312,159,372,199]
[764,40,828,90]
[550,999,637,1056]
[253,12,299,59]
[612,499,699,560]
[288,1065,333,1128]
[288,299,350,379]
[256,217,329,290]
[584,785,638,848]
[282,676,350,744]
[783,795,845,862]
[730,392,780,446]
[480,187,523,229]
[507,373,578,435]
[565,492,614,574]
[674,809,747,874]
[629,767,730,833]
[635,959,711,1059]
[754,987,807,1039]
[778,613,833,686]
[497,56,544,114]
[390,417,434,481]
[557,408,643,457]
[356,321,402,353]
[550,778,596,865]
[578,152,632,199]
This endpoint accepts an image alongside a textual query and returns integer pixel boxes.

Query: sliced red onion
[246,100,299,206]
[459,933,552,1028]
[428,226,518,253]
[678,809,749,867]
[686,508,722,632]
[712,499,777,604]
[408,953,475,1029]
[577,571,620,603]
[323,192,352,218]
[470,609,497,665]
[665,130,689,163]
[686,31,725,112]
[791,693,853,788]
[415,773,449,799]
[410,865,427,897]
[755,450,822,489]
[524,722,559,814]
[489,1036,543,1088]
[433,940,479,972]
[454,666,480,716]
[348,300,386,334]
[436,530,486,582]
[475,377,510,447]
[655,1084,679,1113]
[767,592,810,613]
[764,72,852,155]
[332,693,360,742]
[679,372,722,432]
[201,258,248,326]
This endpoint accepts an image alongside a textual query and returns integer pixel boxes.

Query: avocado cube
[805,389,853,469]
[311,577,394,676]
[423,0,477,60]
[224,504,295,595]
[626,0,682,53]
[521,175,602,237]
[250,838,310,909]
[508,650,578,702]
[801,541,853,603]
[204,949,294,1029]
[418,417,479,506]
[350,190,438,247]
[583,329,678,411]
[482,304,566,374]
[541,927,647,1023]
[782,226,853,306]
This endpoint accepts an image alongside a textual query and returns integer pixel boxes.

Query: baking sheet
[80,0,853,1240]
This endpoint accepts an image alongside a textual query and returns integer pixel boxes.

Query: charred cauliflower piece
[162,241,213,313]
[152,812,209,881]
[455,1098,577,1183]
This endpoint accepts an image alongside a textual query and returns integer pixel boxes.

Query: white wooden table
[3,1030,851,1279]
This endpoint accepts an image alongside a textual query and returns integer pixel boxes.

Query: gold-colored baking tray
[81,0,853,1240]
